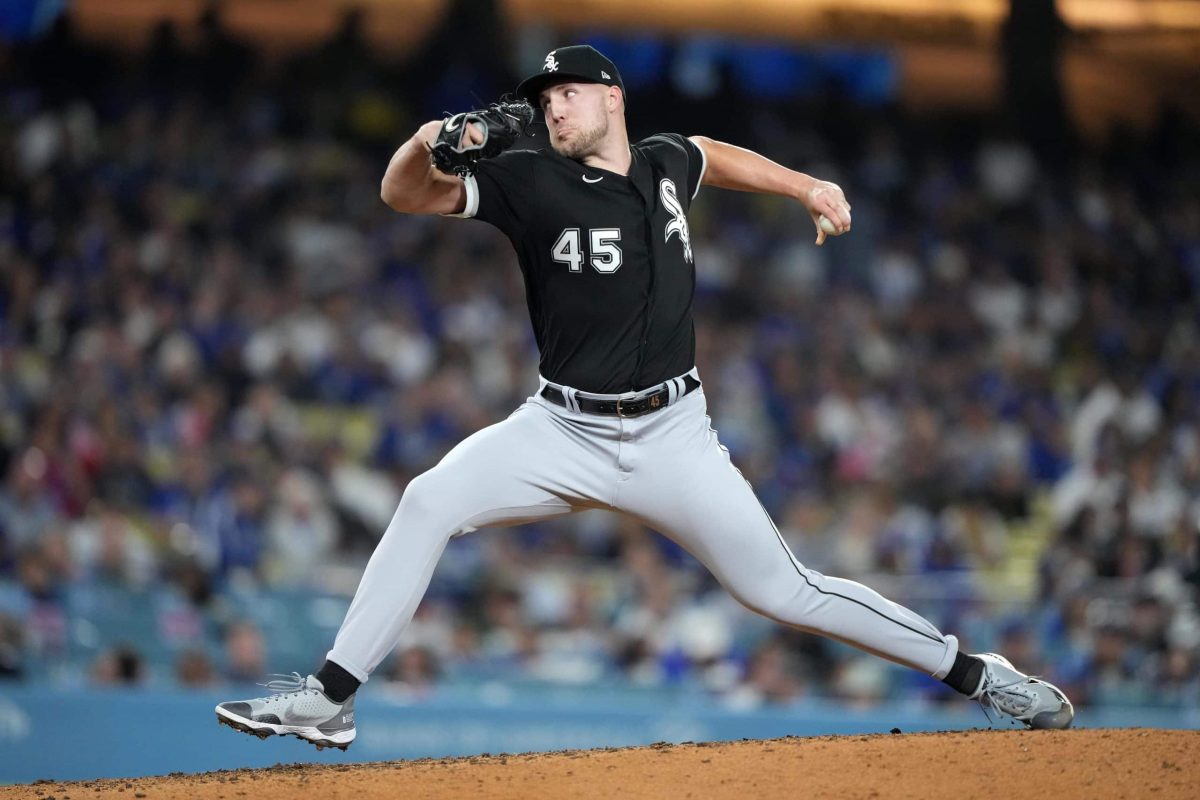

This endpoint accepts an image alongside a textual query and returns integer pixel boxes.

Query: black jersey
[451,133,706,393]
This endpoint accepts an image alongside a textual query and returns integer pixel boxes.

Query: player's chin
[552,140,582,159]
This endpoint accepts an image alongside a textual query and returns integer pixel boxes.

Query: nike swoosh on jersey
[582,175,603,183]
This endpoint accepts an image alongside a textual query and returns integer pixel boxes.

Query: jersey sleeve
[442,149,539,239]
[643,133,707,203]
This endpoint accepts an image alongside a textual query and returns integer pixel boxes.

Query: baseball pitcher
[216,45,1073,750]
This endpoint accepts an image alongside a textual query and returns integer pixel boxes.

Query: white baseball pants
[328,372,958,682]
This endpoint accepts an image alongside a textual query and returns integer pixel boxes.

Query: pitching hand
[805,180,852,246]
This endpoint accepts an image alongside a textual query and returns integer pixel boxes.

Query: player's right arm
[380,121,474,216]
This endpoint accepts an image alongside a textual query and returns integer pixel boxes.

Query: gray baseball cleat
[969,653,1074,730]
[215,673,356,751]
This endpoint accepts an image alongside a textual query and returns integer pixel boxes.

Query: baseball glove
[429,100,535,176]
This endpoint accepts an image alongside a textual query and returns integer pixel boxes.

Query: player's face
[539,82,611,160]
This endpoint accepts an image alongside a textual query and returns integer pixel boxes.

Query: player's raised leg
[616,388,1073,728]
[216,399,610,748]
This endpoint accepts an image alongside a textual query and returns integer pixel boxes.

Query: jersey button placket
[628,157,657,390]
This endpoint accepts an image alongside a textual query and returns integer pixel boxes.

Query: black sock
[942,652,985,696]
[315,660,360,703]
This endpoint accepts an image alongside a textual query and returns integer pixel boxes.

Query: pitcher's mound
[6,728,1198,799]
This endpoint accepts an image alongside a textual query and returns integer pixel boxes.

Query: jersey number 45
[552,228,623,274]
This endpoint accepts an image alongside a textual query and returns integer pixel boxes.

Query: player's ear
[609,86,623,113]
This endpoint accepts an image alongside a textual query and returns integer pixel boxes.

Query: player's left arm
[688,136,851,246]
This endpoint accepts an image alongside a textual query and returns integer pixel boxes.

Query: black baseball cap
[516,45,626,108]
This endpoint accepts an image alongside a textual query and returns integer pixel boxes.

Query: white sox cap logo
[544,52,559,72]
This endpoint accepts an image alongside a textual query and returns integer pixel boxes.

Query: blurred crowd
[1,11,1199,712]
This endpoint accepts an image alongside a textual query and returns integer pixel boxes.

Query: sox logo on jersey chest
[659,179,693,263]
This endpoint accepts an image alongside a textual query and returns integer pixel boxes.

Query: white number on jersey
[551,228,624,274]
[589,229,622,273]
[551,228,584,273]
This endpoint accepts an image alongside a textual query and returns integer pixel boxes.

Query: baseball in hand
[818,215,842,236]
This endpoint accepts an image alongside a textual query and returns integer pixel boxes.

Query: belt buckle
[617,391,664,418]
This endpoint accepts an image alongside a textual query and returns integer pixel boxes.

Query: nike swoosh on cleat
[582,175,603,183]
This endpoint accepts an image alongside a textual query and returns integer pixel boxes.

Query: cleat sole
[215,707,355,751]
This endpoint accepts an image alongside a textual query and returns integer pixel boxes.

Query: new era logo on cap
[601,70,611,79]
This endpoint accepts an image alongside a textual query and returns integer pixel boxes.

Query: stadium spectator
[89,644,147,686]
[222,621,267,685]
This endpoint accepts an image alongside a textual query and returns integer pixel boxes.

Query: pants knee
[389,472,456,537]
[732,586,792,624]
[732,577,822,632]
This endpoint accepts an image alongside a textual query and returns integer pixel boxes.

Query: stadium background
[1,0,1199,783]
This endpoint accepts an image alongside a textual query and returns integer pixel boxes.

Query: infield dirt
[3,728,1197,799]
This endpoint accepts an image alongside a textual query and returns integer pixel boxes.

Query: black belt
[541,374,701,418]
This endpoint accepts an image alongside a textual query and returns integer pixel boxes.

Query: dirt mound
[5,728,1197,799]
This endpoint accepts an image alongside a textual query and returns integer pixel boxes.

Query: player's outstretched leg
[616,388,1073,728]
[216,399,611,747]
[215,673,355,751]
